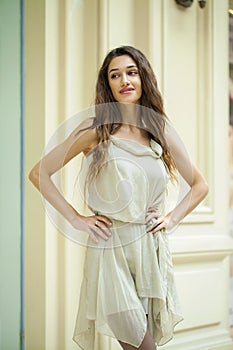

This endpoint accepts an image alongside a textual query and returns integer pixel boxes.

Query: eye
[128,70,138,76]
[110,73,120,79]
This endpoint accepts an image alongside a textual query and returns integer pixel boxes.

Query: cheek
[109,82,118,96]
[138,81,142,96]
[137,77,142,91]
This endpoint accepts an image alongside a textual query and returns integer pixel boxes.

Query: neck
[119,102,141,126]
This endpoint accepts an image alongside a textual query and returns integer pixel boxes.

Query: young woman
[29,46,208,350]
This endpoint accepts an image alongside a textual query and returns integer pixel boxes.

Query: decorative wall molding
[170,234,233,259]
[196,0,214,219]
[97,0,109,67]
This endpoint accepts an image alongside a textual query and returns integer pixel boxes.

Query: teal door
[0,1,23,349]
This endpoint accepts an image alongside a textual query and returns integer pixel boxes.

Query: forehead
[108,55,137,72]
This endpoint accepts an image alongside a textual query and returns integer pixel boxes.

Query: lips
[119,87,135,94]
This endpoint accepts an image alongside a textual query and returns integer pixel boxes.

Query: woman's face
[107,55,142,104]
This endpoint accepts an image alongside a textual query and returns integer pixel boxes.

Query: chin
[118,98,139,104]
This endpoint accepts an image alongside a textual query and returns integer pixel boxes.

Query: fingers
[88,230,99,243]
[88,215,113,243]
[146,213,167,234]
[96,215,112,227]
[145,211,159,224]
[90,226,110,243]
[96,216,112,236]
[149,218,167,234]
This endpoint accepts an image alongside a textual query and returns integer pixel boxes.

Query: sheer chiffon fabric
[73,137,183,349]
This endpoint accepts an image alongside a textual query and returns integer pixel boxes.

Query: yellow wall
[24,1,46,348]
[25,1,233,349]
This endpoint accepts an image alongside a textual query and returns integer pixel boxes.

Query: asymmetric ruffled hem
[72,227,183,349]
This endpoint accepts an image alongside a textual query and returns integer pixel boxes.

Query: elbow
[200,178,209,199]
[28,165,40,189]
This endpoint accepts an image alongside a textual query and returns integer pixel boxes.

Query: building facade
[1,0,233,349]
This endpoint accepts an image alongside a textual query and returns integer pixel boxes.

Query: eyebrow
[108,64,138,74]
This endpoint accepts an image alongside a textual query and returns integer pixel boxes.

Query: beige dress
[73,136,183,349]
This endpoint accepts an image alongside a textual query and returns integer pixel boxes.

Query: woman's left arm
[165,163,209,231]
[146,123,209,233]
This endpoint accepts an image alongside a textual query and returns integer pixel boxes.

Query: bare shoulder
[71,117,95,136]
[64,118,98,159]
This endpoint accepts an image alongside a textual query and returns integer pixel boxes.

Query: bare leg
[118,329,157,350]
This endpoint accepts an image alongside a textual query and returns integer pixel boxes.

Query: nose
[120,73,130,86]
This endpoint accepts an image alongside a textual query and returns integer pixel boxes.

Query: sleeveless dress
[73,136,183,349]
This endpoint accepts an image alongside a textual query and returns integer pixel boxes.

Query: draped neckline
[110,135,163,159]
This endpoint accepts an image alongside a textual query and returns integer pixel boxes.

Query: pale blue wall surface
[0,0,22,349]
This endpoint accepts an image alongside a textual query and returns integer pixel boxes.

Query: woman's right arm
[28,120,112,243]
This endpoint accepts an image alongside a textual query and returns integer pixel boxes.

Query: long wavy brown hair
[81,46,177,181]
